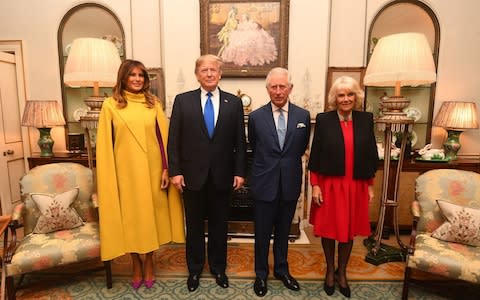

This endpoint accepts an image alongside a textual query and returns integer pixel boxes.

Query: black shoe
[274,273,300,291]
[335,270,350,298]
[187,274,200,292]
[323,282,335,296]
[338,285,351,298]
[213,273,229,288]
[253,277,267,297]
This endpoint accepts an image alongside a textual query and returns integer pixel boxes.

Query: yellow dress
[96,91,185,261]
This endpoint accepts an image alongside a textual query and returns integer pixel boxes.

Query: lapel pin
[224,99,229,103]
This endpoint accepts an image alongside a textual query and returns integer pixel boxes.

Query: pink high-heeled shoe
[132,279,143,290]
[144,279,155,289]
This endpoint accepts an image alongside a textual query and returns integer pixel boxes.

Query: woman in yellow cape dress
[96,59,185,289]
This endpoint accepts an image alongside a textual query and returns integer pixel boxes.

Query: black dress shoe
[335,270,350,298]
[323,282,335,296]
[253,277,267,297]
[213,273,229,288]
[338,285,351,298]
[274,273,300,291]
[187,274,200,292]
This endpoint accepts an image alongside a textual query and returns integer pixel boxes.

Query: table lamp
[433,101,479,160]
[63,37,121,168]
[363,32,436,265]
[21,100,66,157]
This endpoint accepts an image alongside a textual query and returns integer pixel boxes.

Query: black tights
[321,238,353,287]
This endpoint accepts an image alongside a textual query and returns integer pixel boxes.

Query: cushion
[30,188,84,234]
[431,199,480,247]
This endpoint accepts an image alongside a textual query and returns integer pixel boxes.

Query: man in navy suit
[248,67,310,297]
[168,54,246,292]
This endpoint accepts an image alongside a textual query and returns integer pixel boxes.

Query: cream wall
[0,0,478,155]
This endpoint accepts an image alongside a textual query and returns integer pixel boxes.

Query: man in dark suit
[248,67,310,297]
[168,54,246,292]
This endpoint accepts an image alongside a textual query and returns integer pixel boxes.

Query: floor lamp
[363,33,437,265]
[63,37,121,169]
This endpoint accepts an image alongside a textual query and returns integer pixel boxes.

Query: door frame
[0,40,30,167]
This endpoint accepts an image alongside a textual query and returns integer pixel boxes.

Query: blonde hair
[326,76,364,111]
[195,54,223,74]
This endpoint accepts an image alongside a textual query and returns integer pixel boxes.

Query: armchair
[402,169,480,299]
[3,163,112,300]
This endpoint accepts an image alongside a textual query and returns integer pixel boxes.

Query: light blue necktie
[277,109,286,149]
[204,92,214,138]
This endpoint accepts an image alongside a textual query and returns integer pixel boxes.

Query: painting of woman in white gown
[218,10,278,67]
[201,0,289,76]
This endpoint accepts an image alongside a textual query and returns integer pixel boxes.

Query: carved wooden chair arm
[407,200,420,256]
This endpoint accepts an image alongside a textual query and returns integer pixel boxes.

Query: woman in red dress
[308,76,378,298]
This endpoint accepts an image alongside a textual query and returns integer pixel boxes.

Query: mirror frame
[57,3,125,151]
[367,0,440,146]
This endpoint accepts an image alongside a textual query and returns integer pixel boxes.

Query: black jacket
[308,110,378,179]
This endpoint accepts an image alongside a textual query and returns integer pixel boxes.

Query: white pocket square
[296,123,306,128]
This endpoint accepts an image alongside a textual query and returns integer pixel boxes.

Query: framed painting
[325,67,366,111]
[200,0,290,77]
[147,68,166,110]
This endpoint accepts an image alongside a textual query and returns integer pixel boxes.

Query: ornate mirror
[58,3,125,152]
[366,0,440,149]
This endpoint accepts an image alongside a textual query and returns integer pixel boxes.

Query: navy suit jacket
[248,102,310,202]
[168,88,246,190]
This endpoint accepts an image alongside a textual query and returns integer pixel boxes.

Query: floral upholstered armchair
[3,163,112,300]
[402,169,480,300]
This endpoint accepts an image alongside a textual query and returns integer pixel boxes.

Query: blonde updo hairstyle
[326,76,364,112]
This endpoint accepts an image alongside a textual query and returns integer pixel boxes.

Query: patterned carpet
[16,276,480,299]
[110,241,405,280]
[12,241,480,299]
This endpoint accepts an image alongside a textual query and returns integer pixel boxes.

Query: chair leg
[104,260,113,289]
[6,276,15,300]
[402,266,412,300]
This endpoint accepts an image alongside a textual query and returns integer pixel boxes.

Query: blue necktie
[277,109,286,149]
[204,92,214,137]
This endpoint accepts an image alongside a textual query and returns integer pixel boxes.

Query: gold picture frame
[200,0,290,77]
[147,68,166,111]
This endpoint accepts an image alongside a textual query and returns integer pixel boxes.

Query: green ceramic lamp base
[38,127,54,157]
[443,129,462,161]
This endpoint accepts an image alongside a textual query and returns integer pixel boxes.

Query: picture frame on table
[147,68,166,111]
[200,0,290,77]
[325,67,366,111]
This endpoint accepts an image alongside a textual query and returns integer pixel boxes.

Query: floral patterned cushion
[6,222,100,277]
[20,163,97,235]
[31,188,84,234]
[415,169,480,234]
[432,200,480,247]
[407,233,480,283]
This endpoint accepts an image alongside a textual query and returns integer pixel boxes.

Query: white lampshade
[64,38,121,92]
[364,32,436,91]
[433,101,479,130]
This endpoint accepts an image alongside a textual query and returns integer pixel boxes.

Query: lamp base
[363,237,406,265]
[37,128,54,157]
[444,130,462,161]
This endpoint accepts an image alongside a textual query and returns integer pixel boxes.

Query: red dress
[309,120,372,242]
